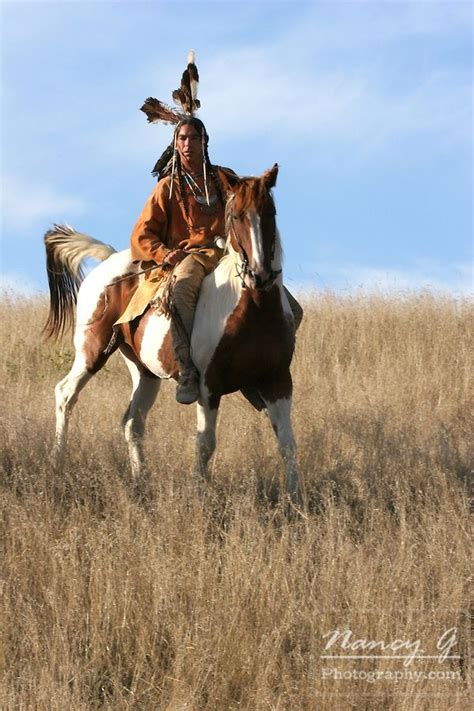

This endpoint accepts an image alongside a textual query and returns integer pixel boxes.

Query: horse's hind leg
[53,317,120,465]
[54,351,92,464]
[261,388,300,504]
[119,344,161,481]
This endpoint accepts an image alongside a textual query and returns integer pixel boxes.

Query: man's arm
[130,180,172,264]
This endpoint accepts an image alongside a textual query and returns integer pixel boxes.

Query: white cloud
[95,28,471,169]
[199,2,472,151]
[201,48,471,160]
[2,177,86,231]
[302,260,474,296]
[19,1,465,177]
[290,2,472,52]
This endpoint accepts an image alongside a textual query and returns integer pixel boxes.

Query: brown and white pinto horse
[44,164,300,500]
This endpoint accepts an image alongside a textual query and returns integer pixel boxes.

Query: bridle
[226,198,282,290]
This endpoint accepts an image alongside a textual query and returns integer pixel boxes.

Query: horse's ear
[263,163,278,189]
[227,181,241,198]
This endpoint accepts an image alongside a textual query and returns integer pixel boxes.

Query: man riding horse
[124,52,302,405]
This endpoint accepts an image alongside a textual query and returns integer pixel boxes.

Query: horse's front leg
[194,394,220,482]
[262,390,301,504]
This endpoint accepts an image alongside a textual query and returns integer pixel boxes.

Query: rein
[104,261,169,288]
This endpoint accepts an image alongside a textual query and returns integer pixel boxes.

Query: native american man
[130,116,240,404]
[127,53,302,406]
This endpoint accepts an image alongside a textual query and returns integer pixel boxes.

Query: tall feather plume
[187,50,199,106]
[172,49,200,115]
[140,97,183,125]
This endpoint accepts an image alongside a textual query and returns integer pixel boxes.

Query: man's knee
[173,257,206,305]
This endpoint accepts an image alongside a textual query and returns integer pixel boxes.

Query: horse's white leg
[262,396,300,502]
[120,345,161,480]
[54,352,92,464]
[195,395,220,481]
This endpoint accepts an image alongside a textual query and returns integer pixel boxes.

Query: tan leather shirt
[130,166,238,265]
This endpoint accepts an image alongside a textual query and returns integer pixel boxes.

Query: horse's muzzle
[244,267,282,291]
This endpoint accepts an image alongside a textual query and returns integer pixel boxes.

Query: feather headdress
[141,50,200,125]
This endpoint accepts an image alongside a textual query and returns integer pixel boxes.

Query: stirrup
[176,370,200,405]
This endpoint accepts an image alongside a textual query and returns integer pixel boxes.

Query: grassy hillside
[1,292,471,710]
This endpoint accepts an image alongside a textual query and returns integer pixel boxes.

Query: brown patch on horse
[231,164,278,213]
[119,308,178,380]
[240,387,266,411]
[83,275,138,373]
[231,178,275,216]
[205,286,294,409]
[118,307,149,361]
[158,330,179,379]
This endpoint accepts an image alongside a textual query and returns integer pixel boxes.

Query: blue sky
[1,0,472,295]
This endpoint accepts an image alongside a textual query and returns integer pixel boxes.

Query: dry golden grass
[1,291,472,710]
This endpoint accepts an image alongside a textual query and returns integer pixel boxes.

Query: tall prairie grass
[1,292,472,710]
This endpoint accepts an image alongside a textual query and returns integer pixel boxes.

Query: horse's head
[225,164,282,290]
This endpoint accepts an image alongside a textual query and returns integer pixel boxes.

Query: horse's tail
[43,224,116,340]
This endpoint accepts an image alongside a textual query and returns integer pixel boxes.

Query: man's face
[176,123,203,171]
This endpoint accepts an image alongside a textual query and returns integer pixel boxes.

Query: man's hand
[163,249,188,267]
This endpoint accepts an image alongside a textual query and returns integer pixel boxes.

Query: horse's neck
[192,251,286,370]
[211,249,285,318]
[207,252,244,318]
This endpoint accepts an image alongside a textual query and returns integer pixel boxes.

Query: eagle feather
[172,51,200,114]
[140,98,183,125]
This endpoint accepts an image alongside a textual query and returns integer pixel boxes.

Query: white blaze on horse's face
[243,204,280,290]
[247,208,266,284]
